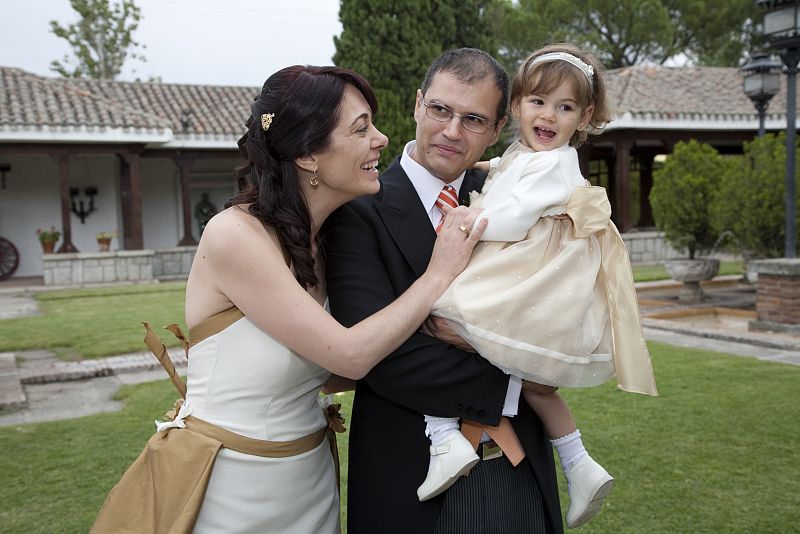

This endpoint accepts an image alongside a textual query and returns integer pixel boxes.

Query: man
[324,48,562,533]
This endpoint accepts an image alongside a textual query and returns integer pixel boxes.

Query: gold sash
[567,186,658,396]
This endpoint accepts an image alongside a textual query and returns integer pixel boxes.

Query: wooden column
[119,150,144,250]
[614,139,633,232]
[51,152,78,252]
[174,156,198,246]
[638,153,655,227]
[577,145,591,179]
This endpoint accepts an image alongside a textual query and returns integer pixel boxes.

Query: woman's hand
[426,205,486,284]
[422,316,476,352]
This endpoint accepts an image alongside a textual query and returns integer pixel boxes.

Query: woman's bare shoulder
[202,206,279,250]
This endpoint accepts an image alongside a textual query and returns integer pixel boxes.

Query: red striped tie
[435,185,459,232]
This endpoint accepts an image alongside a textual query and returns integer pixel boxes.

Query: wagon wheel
[0,236,20,281]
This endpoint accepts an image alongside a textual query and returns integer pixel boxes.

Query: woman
[92,65,485,533]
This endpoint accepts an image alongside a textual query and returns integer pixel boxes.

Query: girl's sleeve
[475,151,574,241]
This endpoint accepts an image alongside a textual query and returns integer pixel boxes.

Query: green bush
[650,140,731,259]
[711,133,800,259]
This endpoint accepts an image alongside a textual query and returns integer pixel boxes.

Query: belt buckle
[480,440,503,461]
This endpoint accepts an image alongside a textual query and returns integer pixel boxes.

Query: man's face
[411,72,506,183]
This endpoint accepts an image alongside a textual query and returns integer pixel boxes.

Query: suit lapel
[374,161,488,279]
[375,158,437,278]
[460,169,486,206]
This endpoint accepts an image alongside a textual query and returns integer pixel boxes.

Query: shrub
[650,140,731,259]
[711,133,799,259]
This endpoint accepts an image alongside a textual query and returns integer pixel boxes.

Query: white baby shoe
[565,455,614,528]
[417,432,480,501]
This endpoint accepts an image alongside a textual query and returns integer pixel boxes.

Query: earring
[309,168,319,188]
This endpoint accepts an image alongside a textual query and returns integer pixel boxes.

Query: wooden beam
[614,139,633,232]
[50,152,78,253]
[174,156,198,246]
[118,151,144,250]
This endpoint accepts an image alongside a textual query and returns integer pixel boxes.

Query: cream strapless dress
[186,311,339,533]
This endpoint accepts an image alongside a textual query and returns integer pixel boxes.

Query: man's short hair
[420,48,509,122]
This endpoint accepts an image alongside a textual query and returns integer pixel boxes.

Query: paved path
[1,278,798,427]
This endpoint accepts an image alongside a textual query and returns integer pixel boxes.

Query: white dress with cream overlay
[433,141,657,395]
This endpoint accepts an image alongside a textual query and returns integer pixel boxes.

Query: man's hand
[422,316,476,352]
[322,374,356,394]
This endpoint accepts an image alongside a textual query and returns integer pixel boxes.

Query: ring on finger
[458,224,470,236]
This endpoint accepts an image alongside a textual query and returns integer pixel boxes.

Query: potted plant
[650,140,730,302]
[96,230,118,252]
[36,226,61,254]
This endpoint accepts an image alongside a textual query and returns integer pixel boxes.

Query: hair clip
[529,52,594,86]
[261,113,275,131]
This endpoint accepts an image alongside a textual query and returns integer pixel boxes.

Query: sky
[0,0,343,87]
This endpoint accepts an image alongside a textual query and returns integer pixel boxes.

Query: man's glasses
[419,96,496,134]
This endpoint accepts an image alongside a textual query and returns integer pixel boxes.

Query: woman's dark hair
[227,66,378,289]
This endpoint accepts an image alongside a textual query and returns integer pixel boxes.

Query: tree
[650,140,731,259]
[333,0,501,167]
[50,0,146,80]
[496,0,761,70]
[712,133,800,259]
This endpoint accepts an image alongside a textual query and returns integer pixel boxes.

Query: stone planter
[664,258,721,303]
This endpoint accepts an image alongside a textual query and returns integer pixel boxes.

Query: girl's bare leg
[522,383,576,439]
[522,381,613,528]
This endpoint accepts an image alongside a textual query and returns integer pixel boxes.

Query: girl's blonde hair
[511,43,612,147]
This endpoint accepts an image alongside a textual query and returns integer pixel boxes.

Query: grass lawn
[632,260,743,282]
[0,262,744,360]
[1,342,797,533]
[0,282,187,359]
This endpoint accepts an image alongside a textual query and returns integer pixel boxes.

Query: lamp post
[741,52,782,136]
[757,0,800,258]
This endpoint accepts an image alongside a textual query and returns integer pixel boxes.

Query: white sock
[550,429,588,473]
[423,415,460,446]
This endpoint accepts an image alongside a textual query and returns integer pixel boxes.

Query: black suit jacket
[324,157,562,534]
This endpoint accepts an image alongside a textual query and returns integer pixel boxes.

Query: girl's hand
[427,206,487,283]
[473,160,491,173]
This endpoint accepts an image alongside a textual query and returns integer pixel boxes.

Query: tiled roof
[0,64,796,143]
[68,77,256,139]
[0,66,257,146]
[0,67,171,138]
[605,65,798,130]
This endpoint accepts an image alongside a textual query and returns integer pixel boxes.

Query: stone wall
[152,246,197,279]
[620,231,681,264]
[42,247,197,285]
[43,251,154,285]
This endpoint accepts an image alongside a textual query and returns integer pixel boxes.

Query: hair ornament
[529,52,594,86]
[261,113,275,131]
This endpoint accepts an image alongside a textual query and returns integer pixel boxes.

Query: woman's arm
[201,207,486,380]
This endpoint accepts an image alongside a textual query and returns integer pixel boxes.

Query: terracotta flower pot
[97,238,112,252]
[41,240,56,254]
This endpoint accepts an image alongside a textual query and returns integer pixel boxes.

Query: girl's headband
[529,52,594,87]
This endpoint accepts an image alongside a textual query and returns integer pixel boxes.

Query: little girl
[417,44,658,529]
